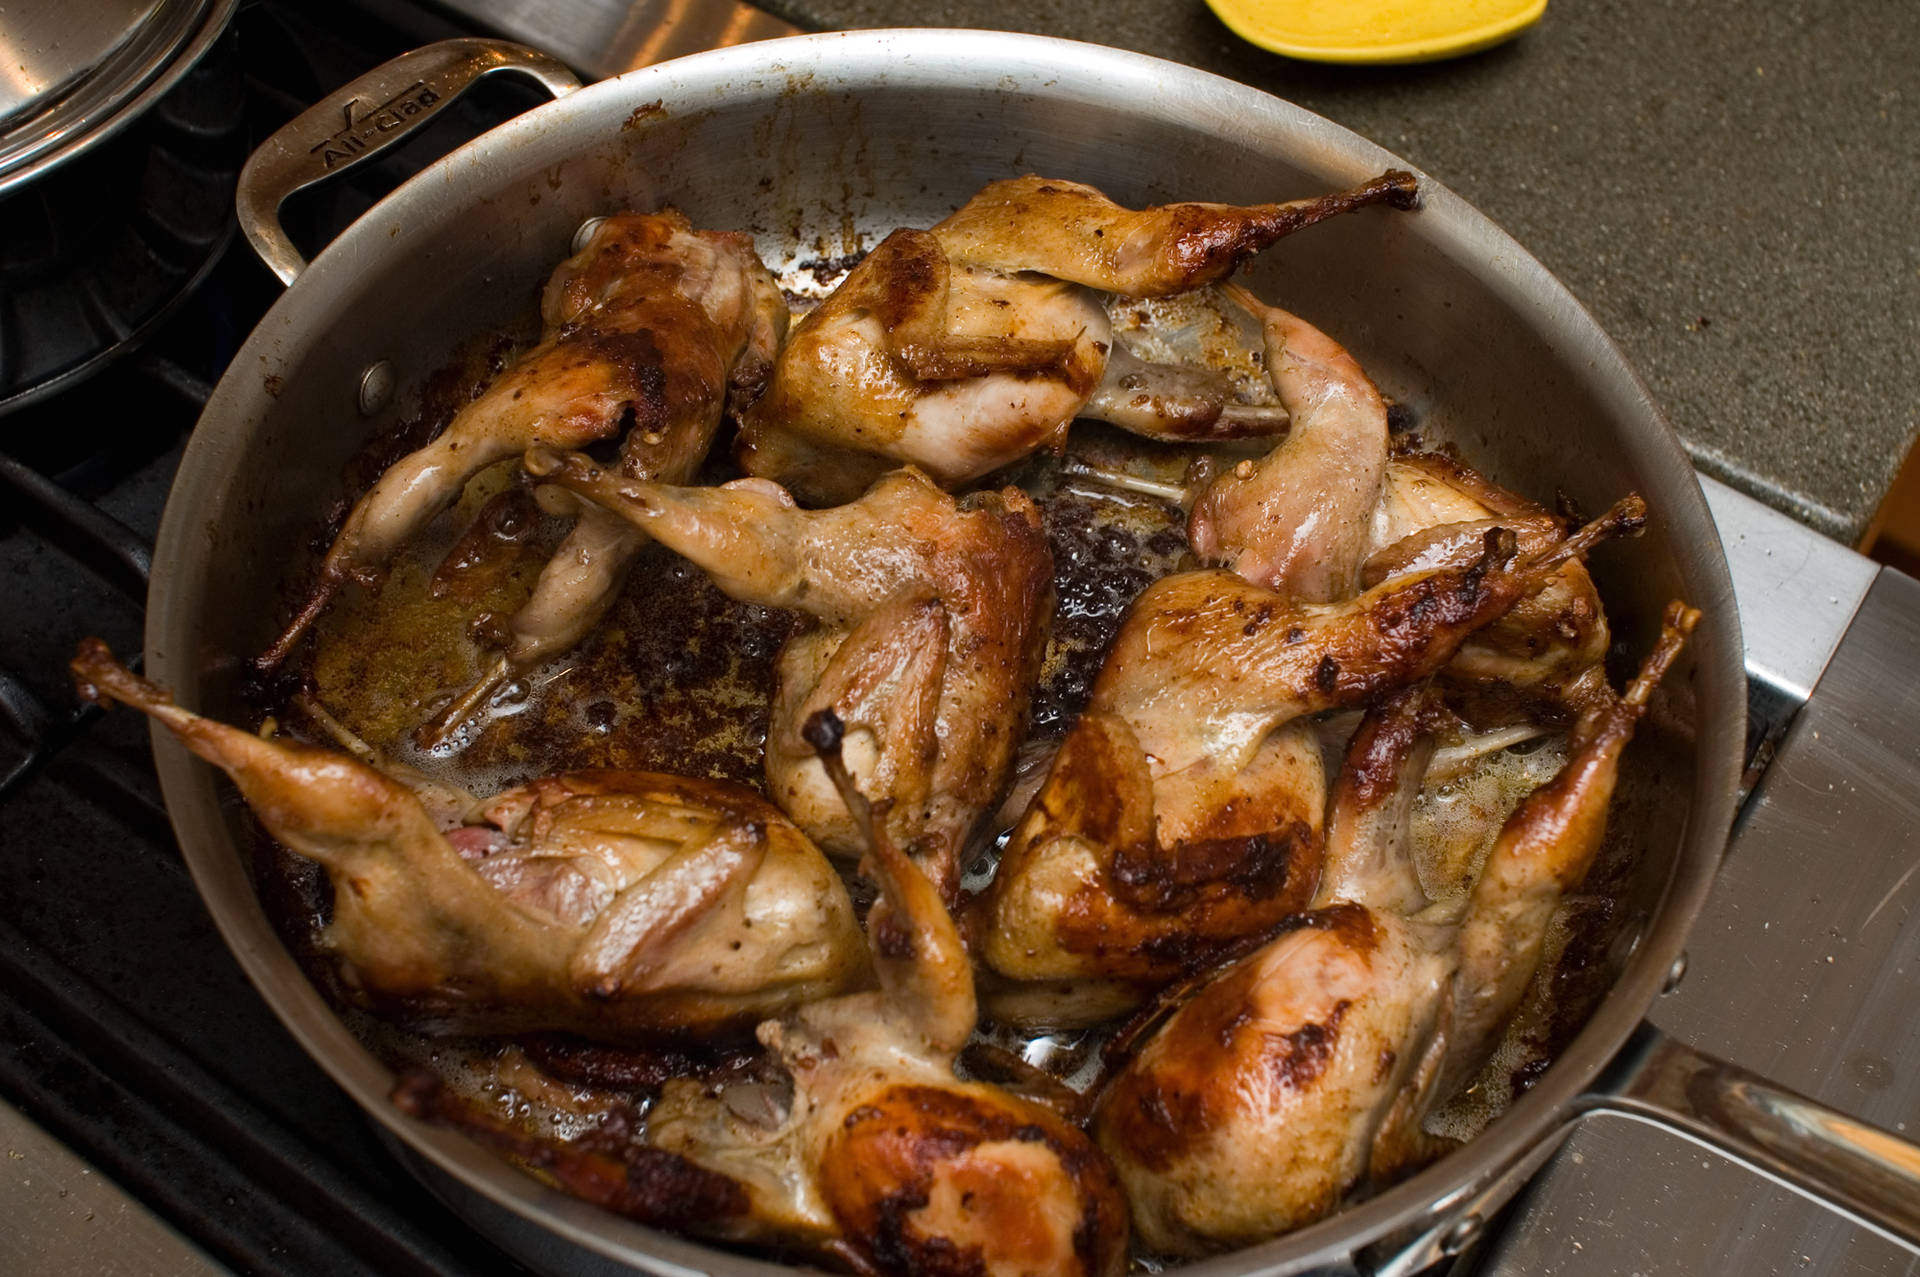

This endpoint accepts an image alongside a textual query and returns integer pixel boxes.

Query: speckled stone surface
[758,0,1919,540]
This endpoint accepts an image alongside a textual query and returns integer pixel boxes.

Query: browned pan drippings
[212,216,1671,1267]
[255,386,1612,1153]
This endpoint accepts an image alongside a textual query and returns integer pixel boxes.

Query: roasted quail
[1090,605,1696,1254]
[525,452,1054,904]
[737,172,1418,504]
[72,641,866,1040]
[972,498,1647,1027]
[257,212,787,741]
[395,710,1131,1276]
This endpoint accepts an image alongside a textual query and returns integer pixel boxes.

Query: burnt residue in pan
[238,305,1658,1265]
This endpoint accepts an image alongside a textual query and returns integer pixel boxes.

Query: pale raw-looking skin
[526,452,1054,905]
[1090,604,1698,1256]
[1186,283,1391,603]
[256,211,788,723]
[736,171,1419,505]
[972,499,1646,1029]
[70,641,866,1041]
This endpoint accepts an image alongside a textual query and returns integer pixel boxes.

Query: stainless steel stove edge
[1699,475,1879,709]
[1468,561,1920,1277]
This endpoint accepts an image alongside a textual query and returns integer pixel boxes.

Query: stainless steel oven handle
[1579,1021,1920,1251]
[235,39,580,286]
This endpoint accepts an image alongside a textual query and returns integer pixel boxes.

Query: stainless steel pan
[143,30,1920,1275]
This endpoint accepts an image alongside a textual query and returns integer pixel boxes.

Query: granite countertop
[754,0,1917,542]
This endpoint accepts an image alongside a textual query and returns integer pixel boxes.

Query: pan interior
[148,30,1741,1277]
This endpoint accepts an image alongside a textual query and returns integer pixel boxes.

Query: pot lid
[0,0,237,194]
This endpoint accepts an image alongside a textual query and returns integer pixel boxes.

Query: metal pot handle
[1576,1020,1920,1249]
[1365,1020,1920,1277]
[235,38,580,286]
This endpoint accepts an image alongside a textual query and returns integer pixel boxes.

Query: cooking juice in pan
[231,258,1656,1267]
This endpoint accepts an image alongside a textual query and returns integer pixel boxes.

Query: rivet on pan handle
[235,38,581,286]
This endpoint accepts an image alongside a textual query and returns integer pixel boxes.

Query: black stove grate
[0,33,246,415]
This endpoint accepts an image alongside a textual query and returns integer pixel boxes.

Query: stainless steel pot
[143,30,1920,1275]
[0,0,238,193]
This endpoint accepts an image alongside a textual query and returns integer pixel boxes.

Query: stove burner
[0,33,244,417]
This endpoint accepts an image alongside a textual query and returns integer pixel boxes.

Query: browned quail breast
[735,228,1114,505]
[1093,902,1452,1254]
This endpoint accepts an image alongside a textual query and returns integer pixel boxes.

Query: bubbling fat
[1426,898,1590,1144]
[1412,737,1570,906]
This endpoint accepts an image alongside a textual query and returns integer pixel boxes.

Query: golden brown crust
[821,1084,1129,1277]
[1092,905,1443,1255]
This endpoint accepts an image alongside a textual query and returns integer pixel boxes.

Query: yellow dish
[1205,0,1547,64]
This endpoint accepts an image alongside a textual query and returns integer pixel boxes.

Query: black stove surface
[0,3,556,1272]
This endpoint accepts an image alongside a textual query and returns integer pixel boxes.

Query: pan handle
[1363,1020,1920,1277]
[235,39,581,286]
[1578,1020,1920,1250]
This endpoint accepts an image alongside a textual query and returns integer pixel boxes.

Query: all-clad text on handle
[235,38,580,285]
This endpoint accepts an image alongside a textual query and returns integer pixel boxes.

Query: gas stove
[0,3,1914,1275]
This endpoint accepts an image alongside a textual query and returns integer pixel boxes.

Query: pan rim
[146,27,1745,1275]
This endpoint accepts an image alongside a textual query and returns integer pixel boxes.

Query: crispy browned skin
[258,211,787,683]
[930,171,1419,296]
[72,640,865,1041]
[1367,450,1614,717]
[1092,903,1450,1253]
[973,502,1642,1025]
[526,455,1055,903]
[1089,604,1697,1255]
[737,172,1417,504]
[736,228,1112,504]
[626,713,1130,1276]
